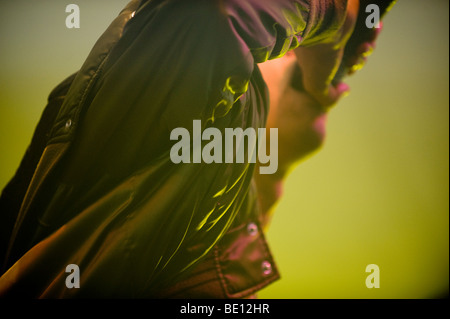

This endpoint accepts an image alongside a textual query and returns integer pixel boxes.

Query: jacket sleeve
[222,0,349,62]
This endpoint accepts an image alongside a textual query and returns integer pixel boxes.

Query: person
[0,0,380,298]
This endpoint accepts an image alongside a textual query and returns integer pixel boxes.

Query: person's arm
[294,0,360,108]
[256,56,328,227]
[255,0,384,228]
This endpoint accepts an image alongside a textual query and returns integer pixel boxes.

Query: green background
[0,0,448,298]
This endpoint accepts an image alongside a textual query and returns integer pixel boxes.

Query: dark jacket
[0,0,347,297]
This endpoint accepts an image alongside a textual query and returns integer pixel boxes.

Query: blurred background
[0,0,448,298]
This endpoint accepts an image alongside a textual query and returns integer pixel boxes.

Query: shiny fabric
[0,0,348,298]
